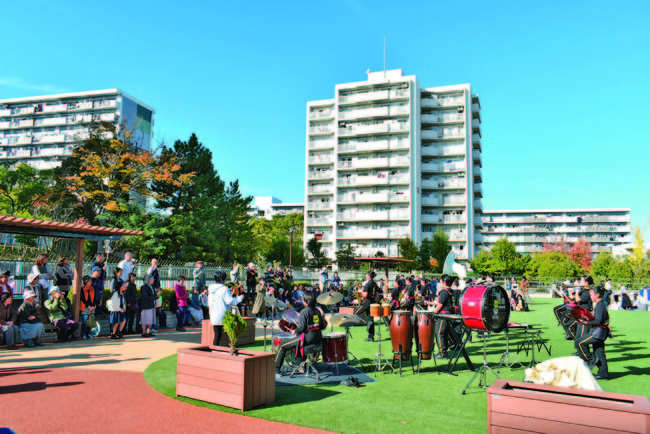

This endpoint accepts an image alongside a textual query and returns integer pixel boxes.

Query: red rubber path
[0,366,331,434]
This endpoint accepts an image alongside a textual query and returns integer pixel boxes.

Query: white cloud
[0,77,69,94]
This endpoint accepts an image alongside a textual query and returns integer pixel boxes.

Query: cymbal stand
[262,320,270,352]
[344,327,365,372]
[496,327,523,372]
[372,316,394,377]
[462,332,499,395]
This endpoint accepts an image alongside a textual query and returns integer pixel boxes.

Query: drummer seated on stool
[275,291,327,378]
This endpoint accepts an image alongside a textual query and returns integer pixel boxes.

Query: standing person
[245,263,258,308]
[263,263,275,286]
[353,272,378,342]
[0,270,14,296]
[320,266,329,288]
[55,256,75,297]
[109,280,127,339]
[125,273,138,334]
[147,259,164,331]
[92,253,107,282]
[208,271,244,346]
[45,287,79,343]
[505,277,513,295]
[140,275,157,338]
[252,281,268,320]
[16,290,45,347]
[1,293,20,350]
[230,264,240,284]
[118,252,134,280]
[199,288,209,319]
[433,275,456,359]
[520,277,530,295]
[575,286,610,380]
[174,276,191,332]
[638,285,650,311]
[332,272,341,290]
[147,259,161,292]
[79,276,98,339]
[275,266,285,284]
[111,268,124,294]
[90,267,105,316]
[193,261,206,292]
[32,253,53,304]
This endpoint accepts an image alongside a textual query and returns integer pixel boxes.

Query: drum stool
[289,344,322,381]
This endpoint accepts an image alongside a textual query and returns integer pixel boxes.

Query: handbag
[85,315,97,328]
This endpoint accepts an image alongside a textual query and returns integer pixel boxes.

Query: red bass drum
[460,285,510,333]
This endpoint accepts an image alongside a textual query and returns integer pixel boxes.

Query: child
[110,281,127,339]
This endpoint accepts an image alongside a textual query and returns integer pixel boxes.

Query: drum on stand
[322,332,348,363]
[460,285,510,333]
[370,303,381,317]
[279,309,299,332]
[390,310,413,360]
[382,304,391,317]
[414,309,435,360]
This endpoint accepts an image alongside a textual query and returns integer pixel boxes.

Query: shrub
[223,311,247,355]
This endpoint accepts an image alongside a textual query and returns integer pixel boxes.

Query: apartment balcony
[338,156,410,170]
[422,161,466,173]
[474,233,484,243]
[339,122,409,137]
[421,144,465,157]
[308,125,334,136]
[40,134,66,144]
[309,109,335,120]
[305,233,333,242]
[473,183,482,198]
[0,121,10,129]
[38,147,68,157]
[338,88,409,105]
[308,171,334,180]
[8,149,32,158]
[473,165,482,181]
[15,136,33,145]
[421,214,441,224]
[308,139,335,150]
[421,129,464,140]
[472,103,480,113]
[0,109,11,117]
[7,119,34,128]
[421,179,465,189]
[420,113,464,124]
[517,246,544,253]
[420,96,464,108]
[474,217,484,228]
[307,202,332,210]
[443,197,467,206]
[75,102,93,110]
[339,210,388,221]
[339,105,409,121]
[337,227,410,239]
[422,196,440,206]
[472,134,482,151]
[473,149,481,164]
[356,247,400,257]
[474,199,483,211]
[306,217,332,226]
[12,107,35,116]
[308,155,334,165]
[307,185,333,195]
[472,119,481,135]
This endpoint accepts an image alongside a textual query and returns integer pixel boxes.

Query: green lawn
[144,299,650,433]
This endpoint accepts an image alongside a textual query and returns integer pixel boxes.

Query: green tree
[0,163,54,218]
[591,252,615,279]
[470,249,493,276]
[525,252,580,282]
[416,238,432,271]
[490,238,519,275]
[430,228,452,273]
[335,243,357,270]
[218,180,254,263]
[608,257,634,281]
[631,218,650,263]
[264,238,305,267]
[306,237,326,267]
[398,237,418,272]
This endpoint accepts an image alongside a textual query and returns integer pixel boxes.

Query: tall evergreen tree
[430,228,452,273]
[218,180,254,263]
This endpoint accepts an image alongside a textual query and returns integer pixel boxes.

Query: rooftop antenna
[384,35,386,80]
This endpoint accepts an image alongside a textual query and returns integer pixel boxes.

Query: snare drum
[322,332,348,363]
[390,310,413,360]
[370,303,381,317]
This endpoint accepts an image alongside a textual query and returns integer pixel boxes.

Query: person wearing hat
[208,271,244,346]
[0,270,14,296]
[16,290,45,347]
[80,275,98,339]
[193,261,206,293]
[90,267,106,316]
[45,286,79,343]
[1,292,20,349]
[25,272,43,308]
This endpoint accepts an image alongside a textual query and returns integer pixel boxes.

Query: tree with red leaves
[570,238,593,270]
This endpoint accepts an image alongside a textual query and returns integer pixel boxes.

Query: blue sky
[1,0,649,230]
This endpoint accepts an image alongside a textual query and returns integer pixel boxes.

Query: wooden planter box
[487,380,650,433]
[339,307,355,315]
[201,318,257,347]
[176,345,275,411]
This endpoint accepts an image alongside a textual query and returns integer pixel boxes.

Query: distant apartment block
[482,209,632,254]
[0,89,154,170]
[304,69,483,260]
[249,196,304,220]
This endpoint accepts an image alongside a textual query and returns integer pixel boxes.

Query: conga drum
[390,310,413,360]
[322,332,348,363]
[382,304,391,317]
[370,303,381,317]
[414,310,435,359]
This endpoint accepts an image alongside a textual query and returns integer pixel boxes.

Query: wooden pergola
[0,215,143,321]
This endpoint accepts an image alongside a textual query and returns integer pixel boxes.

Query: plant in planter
[223,311,247,356]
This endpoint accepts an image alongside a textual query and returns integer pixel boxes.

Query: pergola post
[72,238,84,322]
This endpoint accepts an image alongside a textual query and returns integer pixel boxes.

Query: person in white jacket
[208,271,243,346]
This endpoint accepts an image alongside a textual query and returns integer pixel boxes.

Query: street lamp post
[289,227,296,267]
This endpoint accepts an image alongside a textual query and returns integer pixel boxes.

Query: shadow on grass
[608,366,650,380]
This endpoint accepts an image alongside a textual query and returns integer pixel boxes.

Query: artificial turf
[144,298,650,433]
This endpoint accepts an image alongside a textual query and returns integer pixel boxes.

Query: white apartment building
[0,89,154,170]
[304,69,483,260]
[482,209,632,254]
[249,196,304,220]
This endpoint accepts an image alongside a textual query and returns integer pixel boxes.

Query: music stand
[462,332,499,395]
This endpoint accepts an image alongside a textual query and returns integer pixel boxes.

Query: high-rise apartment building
[304,69,483,261]
[0,89,154,170]
[482,209,632,254]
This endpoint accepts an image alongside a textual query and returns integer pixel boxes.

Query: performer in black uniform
[275,291,327,377]
[553,283,570,325]
[354,271,378,342]
[433,274,456,359]
[575,285,610,380]
[562,276,593,340]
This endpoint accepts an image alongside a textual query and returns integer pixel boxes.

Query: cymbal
[264,295,287,309]
[317,292,343,305]
[329,313,363,327]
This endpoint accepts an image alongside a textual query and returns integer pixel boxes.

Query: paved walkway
[1,326,332,434]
